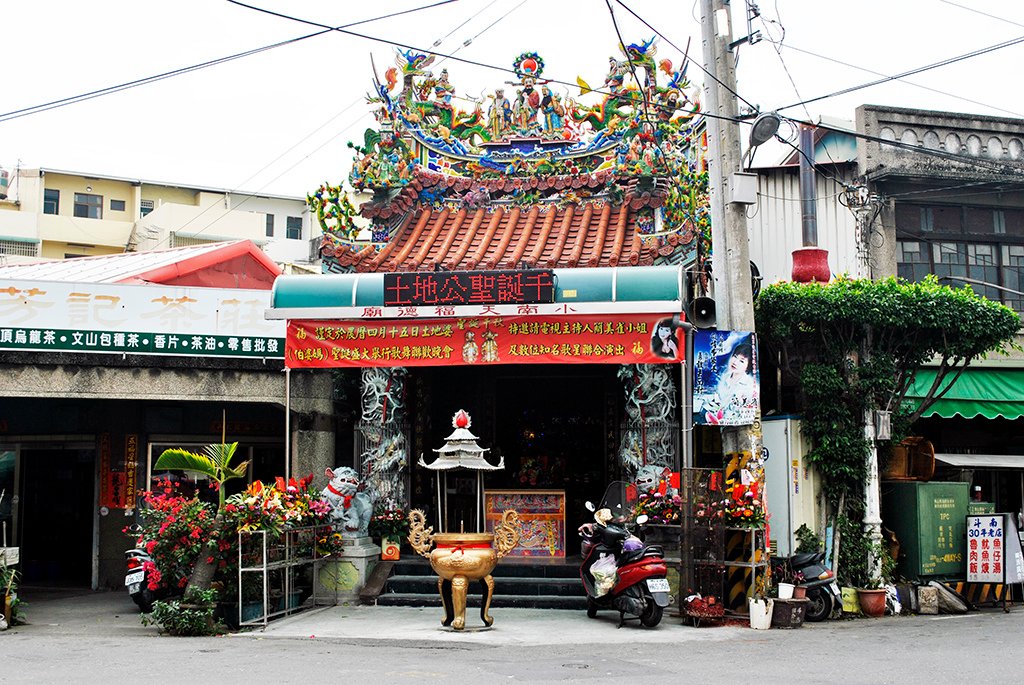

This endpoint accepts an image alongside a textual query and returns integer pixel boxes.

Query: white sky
[2,0,1023,199]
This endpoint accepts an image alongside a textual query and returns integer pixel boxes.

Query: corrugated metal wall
[748,166,862,285]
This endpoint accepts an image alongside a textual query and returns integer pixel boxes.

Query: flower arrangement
[367,504,410,539]
[315,528,348,557]
[223,474,331,536]
[722,479,766,528]
[632,491,682,525]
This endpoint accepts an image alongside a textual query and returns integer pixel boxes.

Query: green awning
[907,368,1024,420]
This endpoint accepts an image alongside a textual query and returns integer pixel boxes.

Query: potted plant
[368,502,410,560]
[748,572,774,630]
[0,560,21,628]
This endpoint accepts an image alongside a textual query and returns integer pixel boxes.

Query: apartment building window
[266,214,275,237]
[43,189,59,215]
[286,216,302,240]
[110,199,126,212]
[73,192,103,219]
[896,201,1024,312]
[140,199,155,217]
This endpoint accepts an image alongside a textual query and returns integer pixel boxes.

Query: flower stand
[381,535,401,561]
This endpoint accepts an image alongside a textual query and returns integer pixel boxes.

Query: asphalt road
[2,588,1021,684]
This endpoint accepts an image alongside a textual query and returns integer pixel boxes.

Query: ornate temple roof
[311,44,709,276]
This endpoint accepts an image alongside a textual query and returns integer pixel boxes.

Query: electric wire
[435,0,531,67]
[226,0,751,126]
[147,0,526,250]
[939,1,1024,29]
[776,33,1024,112]
[431,0,500,47]
[0,0,460,124]
[770,41,1024,119]
[604,0,653,124]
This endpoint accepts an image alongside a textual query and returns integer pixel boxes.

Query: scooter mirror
[635,514,649,526]
[585,501,595,512]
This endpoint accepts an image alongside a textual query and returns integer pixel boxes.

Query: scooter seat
[790,551,821,568]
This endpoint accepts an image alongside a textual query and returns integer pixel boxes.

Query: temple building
[270,42,710,556]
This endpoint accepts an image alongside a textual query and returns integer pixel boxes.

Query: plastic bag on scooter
[591,554,618,597]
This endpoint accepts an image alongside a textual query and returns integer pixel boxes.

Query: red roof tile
[343,202,659,273]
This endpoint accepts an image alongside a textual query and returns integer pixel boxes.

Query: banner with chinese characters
[0,280,284,358]
[966,513,1024,584]
[693,330,760,426]
[286,313,686,368]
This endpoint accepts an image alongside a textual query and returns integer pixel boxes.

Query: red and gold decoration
[287,313,686,368]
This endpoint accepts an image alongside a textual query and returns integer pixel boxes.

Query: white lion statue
[322,466,374,538]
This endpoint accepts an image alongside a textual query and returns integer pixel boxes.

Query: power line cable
[603,0,653,124]
[0,0,459,124]
[435,0,531,67]
[148,0,525,250]
[771,41,1024,119]
[776,33,1024,112]
[227,0,750,126]
[431,0,500,47]
[939,0,1024,29]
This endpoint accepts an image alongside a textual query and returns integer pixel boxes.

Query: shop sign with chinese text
[0,279,284,358]
[286,313,686,368]
[966,514,1024,584]
[384,270,555,307]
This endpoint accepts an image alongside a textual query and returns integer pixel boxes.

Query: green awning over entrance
[907,368,1024,420]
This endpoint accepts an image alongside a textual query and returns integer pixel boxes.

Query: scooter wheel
[132,588,156,613]
[640,598,663,627]
[804,587,834,622]
[586,597,598,618]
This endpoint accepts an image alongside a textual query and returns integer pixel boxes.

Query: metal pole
[799,124,818,247]
[284,367,291,483]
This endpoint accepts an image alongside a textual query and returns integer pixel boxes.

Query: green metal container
[880,481,969,580]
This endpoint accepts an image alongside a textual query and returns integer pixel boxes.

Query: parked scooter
[579,481,670,627]
[772,550,842,622]
[125,548,160,612]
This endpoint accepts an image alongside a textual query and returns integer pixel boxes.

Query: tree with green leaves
[755,275,1020,585]
[153,442,249,604]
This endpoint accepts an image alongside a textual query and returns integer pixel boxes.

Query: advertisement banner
[693,330,760,426]
[286,313,686,368]
[966,514,1006,583]
[0,279,284,358]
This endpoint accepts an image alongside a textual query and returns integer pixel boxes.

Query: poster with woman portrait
[692,330,760,426]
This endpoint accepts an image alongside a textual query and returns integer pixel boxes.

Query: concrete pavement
[10,587,749,645]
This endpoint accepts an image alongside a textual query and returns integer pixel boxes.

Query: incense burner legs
[408,509,520,631]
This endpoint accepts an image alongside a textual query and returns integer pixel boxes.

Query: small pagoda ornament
[408,409,520,630]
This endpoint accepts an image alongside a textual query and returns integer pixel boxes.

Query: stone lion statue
[322,466,374,538]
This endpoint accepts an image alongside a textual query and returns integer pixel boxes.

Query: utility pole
[699,0,759,446]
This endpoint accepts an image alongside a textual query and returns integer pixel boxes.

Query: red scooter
[579,481,670,627]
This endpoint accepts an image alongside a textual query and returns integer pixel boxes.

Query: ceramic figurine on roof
[315,42,711,275]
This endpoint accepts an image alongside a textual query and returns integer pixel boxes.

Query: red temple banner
[286,313,685,368]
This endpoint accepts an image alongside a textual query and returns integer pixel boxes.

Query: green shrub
[142,589,221,636]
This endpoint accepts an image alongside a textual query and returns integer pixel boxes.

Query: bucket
[777,582,795,599]
[748,598,774,630]
[841,587,861,614]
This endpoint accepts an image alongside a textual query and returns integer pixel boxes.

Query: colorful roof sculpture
[311,42,710,275]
